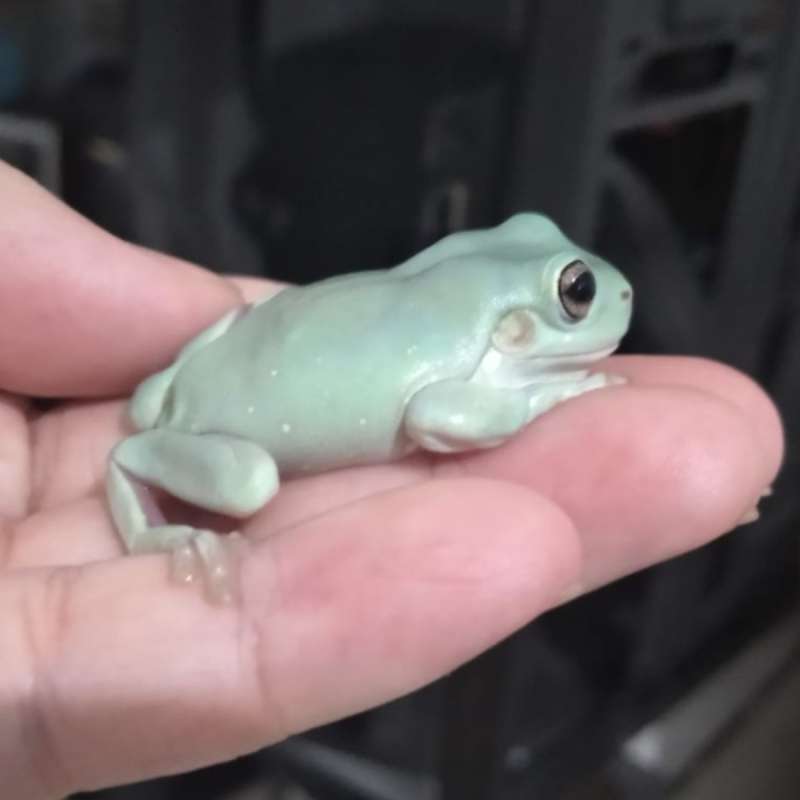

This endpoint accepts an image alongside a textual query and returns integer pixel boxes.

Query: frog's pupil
[567,270,596,305]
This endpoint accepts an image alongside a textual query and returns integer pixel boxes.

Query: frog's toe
[170,541,199,585]
[581,371,625,392]
[600,372,627,387]
[170,530,246,605]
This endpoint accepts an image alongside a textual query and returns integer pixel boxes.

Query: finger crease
[0,518,16,568]
[17,568,83,797]
[28,410,58,514]
[238,543,293,744]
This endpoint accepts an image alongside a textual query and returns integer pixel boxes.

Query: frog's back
[159,264,507,473]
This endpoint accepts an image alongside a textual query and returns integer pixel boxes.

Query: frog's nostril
[620,289,632,301]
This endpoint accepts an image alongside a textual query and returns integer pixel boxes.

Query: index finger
[0,163,246,397]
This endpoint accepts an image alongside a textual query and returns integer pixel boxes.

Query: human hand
[0,164,782,798]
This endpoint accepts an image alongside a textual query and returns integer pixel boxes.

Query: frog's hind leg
[107,430,279,603]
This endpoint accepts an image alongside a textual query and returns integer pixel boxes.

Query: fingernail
[737,506,760,526]
[558,581,585,605]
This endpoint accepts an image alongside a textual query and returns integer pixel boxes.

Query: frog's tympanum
[107,213,633,601]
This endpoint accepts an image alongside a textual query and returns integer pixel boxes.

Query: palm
[0,165,782,798]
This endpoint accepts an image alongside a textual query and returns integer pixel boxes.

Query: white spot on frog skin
[281,423,292,434]
[270,369,279,377]
[247,405,255,414]
[451,413,466,427]
[406,345,418,356]
[359,418,367,426]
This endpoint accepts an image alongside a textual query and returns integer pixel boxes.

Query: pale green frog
[107,213,633,601]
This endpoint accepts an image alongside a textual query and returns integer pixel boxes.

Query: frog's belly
[163,377,414,476]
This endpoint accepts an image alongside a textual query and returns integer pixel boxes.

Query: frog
[107,213,633,602]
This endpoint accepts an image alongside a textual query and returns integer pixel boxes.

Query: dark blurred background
[3,1,799,798]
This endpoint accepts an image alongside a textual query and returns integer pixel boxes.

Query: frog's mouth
[472,344,619,390]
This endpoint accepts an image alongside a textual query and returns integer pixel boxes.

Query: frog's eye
[558,260,596,321]
[492,309,537,355]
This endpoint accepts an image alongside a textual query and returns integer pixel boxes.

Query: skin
[0,163,783,799]
[107,213,633,600]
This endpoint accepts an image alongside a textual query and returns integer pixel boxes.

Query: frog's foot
[119,522,246,604]
[106,431,279,603]
[170,529,247,605]
[527,371,626,420]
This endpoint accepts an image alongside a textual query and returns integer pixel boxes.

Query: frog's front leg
[404,380,531,453]
[107,431,279,602]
